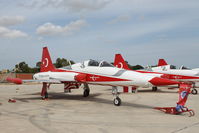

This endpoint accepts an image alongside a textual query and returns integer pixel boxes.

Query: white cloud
[24,0,111,12]
[0,26,28,38]
[0,16,27,38]
[36,19,87,36]
[108,15,131,24]
[0,16,25,27]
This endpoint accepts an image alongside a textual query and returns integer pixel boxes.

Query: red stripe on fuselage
[85,73,130,82]
[51,68,131,82]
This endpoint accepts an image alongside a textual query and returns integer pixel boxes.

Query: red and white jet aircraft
[148,59,199,77]
[7,47,180,106]
[156,58,199,74]
[114,54,199,94]
[113,54,197,116]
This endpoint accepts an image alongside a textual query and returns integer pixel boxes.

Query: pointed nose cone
[149,77,179,86]
[6,77,22,84]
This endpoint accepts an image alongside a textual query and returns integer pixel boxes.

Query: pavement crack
[28,108,57,133]
[171,122,199,133]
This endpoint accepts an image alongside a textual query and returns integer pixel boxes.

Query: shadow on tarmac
[106,88,178,94]
[13,92,154,109]
[138,89,177,94]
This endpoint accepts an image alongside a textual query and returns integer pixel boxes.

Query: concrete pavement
[0,84,199,133]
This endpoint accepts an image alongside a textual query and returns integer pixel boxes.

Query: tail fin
[40,47,56,72]
[158,59,168,66]
[114,54,130,70]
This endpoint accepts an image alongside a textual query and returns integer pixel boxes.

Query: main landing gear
[41,83,50,100]
[112,86,121,106]
[191,88,198,95]
[190,83,197,95]
[83,83,90,97]
[152,86,158,91]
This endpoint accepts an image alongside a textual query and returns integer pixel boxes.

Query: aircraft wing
[22,79,61,84]
[6,77,67,84]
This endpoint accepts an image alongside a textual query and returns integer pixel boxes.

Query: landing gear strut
[112,86,121,106]
[41,83,49,100]
[83,83,90,97]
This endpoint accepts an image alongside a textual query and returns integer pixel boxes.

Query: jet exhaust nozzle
[149,77,179,86]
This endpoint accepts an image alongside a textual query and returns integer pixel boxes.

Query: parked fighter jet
[114,54,199,94]
[157,58,199,72]
[7,47,180,106]
[149,59,193,72]
[113,54,197,116]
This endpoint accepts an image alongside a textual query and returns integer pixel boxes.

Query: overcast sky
[0,0,199,70]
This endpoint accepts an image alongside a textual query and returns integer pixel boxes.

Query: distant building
[1,69,9,74]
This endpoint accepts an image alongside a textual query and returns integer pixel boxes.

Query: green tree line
[14,58,75,73]
[14,58,143,73]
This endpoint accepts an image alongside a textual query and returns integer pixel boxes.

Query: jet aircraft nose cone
[149,77,179,86]
[6,77,23,84]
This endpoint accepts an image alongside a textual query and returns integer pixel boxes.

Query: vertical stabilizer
[114,54,130,70]
[40,47,56,72]
[158,59,168,66]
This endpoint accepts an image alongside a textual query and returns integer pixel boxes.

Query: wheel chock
[8,99,16,103]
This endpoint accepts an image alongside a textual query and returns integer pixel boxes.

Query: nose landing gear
[83,83,90,97]
[112,86,121,106]
[114,97,121,106]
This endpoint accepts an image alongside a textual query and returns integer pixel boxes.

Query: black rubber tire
[83,89,90,97]
[45,92,48,98]
[114,97,121,106]
[191,89,198,95]
[152,87,158,91]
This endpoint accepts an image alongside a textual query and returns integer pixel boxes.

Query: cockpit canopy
[169,65,176,69]
[100,61,114,67]
[180,65,190,70]
[61,59,114,70]
[88,60,100,66]
[87,60,114,67]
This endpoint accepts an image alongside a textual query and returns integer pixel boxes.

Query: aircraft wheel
[191,89,198,95]
[152,87,158,91]
[45,92,48,98]
[41,96,45,100]
[41,92,48,100]
[114,97,121,106]
[83,89,90,97]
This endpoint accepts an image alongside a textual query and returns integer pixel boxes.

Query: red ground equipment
[154,83,195,116]
[8,99,16,103]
